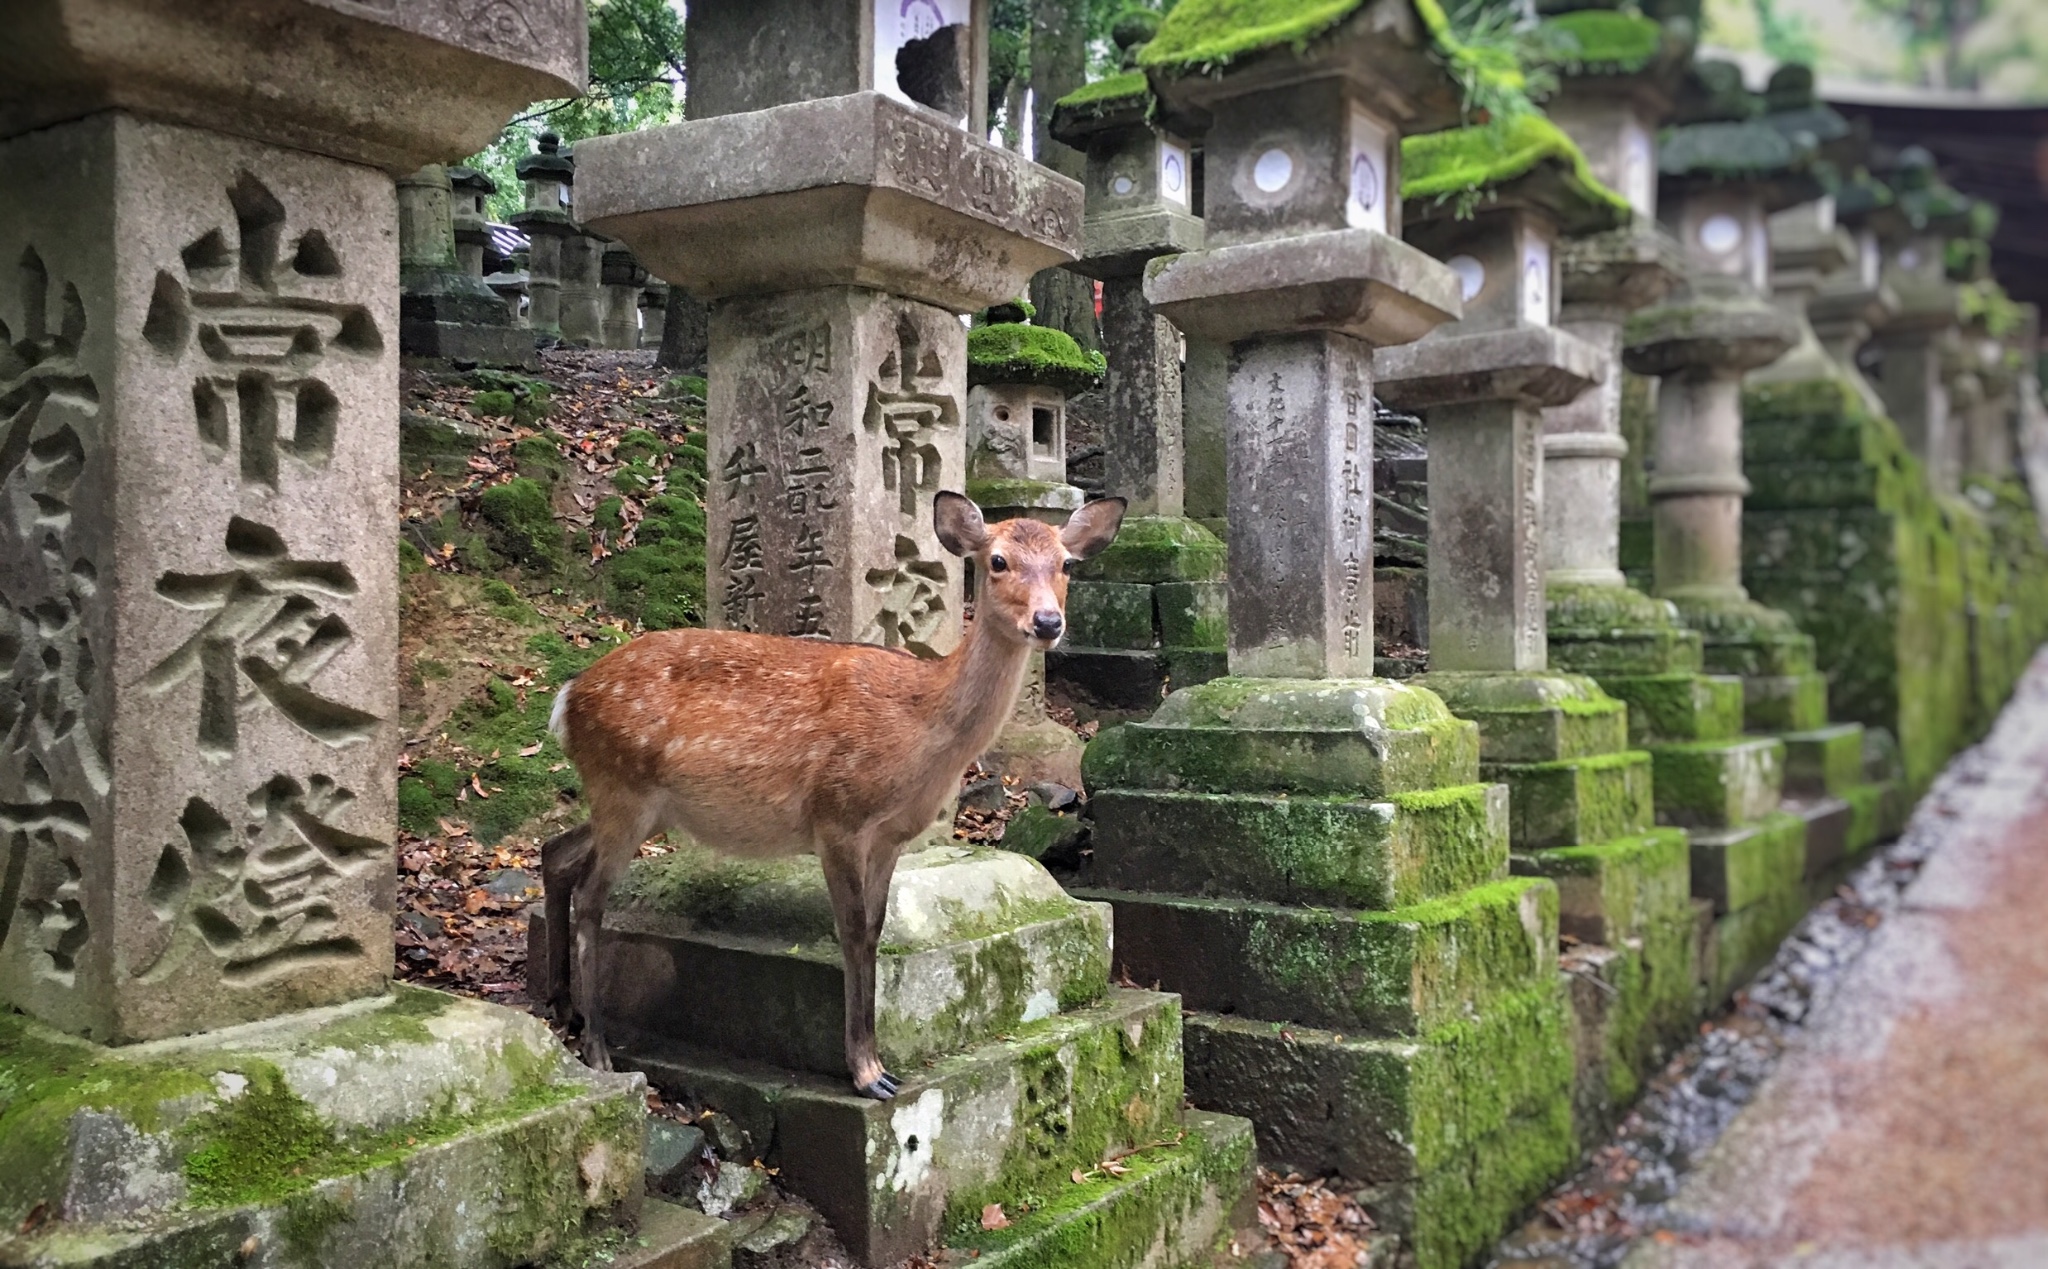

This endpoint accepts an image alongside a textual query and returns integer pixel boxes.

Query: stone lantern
[510,130,576,339]
[1805,166,1902,413]
[448,164,498,277]
[1751,65,1866,391]
[599,239,647,349]
[0,2,709,1262]
[965,301,1097,785]
[397,163,530,365]
[1047,30,1229,711]
[572,7,1264,1264]
[1869,146,1977,494]
[1082,3,1588,1263]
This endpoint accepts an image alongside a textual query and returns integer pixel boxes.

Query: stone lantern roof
[1137,0,1481,135]
[1760,64,1856,166]
[1050,71,1152,139]
[1888,147,1982,239]
[516,131,575,183]
[1401,112,1632,236]
[448,165,497,198]
[1537,4,1691,82]
[1659,63,1824,213]
[967,305,1108,395]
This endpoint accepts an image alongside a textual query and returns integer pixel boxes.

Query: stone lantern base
[1077,677,1579,1269]
[528,843,1254,1268]
[1050,517,1229,718]
[0,987,684,1269]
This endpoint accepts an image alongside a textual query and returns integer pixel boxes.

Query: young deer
[539,492,1125,1098]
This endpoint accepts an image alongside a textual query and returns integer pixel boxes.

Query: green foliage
[1752,0,1819,65]
[463,0,686,218]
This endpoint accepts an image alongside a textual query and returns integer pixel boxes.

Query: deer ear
[1061,496,1126,560]
[933,491,989,556]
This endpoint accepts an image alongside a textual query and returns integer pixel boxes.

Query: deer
[538,492,1125,1099]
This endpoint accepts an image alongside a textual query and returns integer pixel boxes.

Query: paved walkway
[1626,650,2048,1269]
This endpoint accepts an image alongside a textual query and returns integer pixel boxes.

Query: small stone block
[1839,780,1893,858]
[1482,751,1654,851]
[608,1199,735,1269]
[1088,784,1508,910]
[1066,581,1157,649]
[1708,887,1807,1004]
[1413,671,1631,763]
[1687,811,1807,915]
[1078,878,1558,1037]
[1512,828,1691,947]
[1082,677,1481,798]
[947,1112,1257,1269]
[1781,723,1865,797]
[1075,515,1227,583]
[1161,647,1229,691]
[1156,580,1229,649]
[644,1118,708,1193]
[1741,671,1830,733]
[617,989,1186,1268]
[1597,673,1745,744]
[1181,982,1573,1183]
[1649,737,1786,829]
[1047,648,1169,712]
[1787,796,1854,880]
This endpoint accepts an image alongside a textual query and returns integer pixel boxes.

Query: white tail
[539,493,1126,1096]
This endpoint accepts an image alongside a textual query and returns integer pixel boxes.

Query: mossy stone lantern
[510,131,577,337]
[1807,166,1903,414]
[1869,146,1980,491]
[448,164,498,278]
[966,302,1100,519]
[1752,65,1865,389]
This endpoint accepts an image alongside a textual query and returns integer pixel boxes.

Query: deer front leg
[539,822,594,1023]
[822,844,893,1099]
[569,847,624,1072]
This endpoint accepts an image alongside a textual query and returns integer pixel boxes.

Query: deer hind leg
[568,808,649,1073]
[822,835,894,1099]
[539,822,594,1023]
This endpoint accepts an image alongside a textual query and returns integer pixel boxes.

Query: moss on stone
[1482,750,1654,850]
[1540,8,1663,72]
[1076,516,1226,584]
[1402,113,1630,229]
[601,492,707,630]
[968,323,1107,395]
[478,477,567,575]
[1054,69,1149,112]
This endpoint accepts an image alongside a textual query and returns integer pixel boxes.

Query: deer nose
[1031,610,1064,641]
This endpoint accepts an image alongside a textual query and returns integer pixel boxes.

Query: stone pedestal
[397,164,530,365]
[509,130,576,340]
[580,54,1254,1264]
[0,6,688,1265]
[601,240,647,350]
[558,229,606,347]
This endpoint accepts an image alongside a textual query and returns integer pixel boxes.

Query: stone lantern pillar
[599,239,647,349]
[397,162,530,365]
[557,224,606,346]
[569,5,1257,1263]
[448,164,498,277]
[639,279,670,347]
[1081,4,1583,1263]
[1870,148,1974,496]
[965,302,1096,785]
[1045,35,1228,713]
[1805,169,1901,414]
[0,3,697,1262]
[510,130,575,339]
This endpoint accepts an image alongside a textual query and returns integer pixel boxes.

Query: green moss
[400,540,427,577]
[967,323,1107,394]
[1075,515,1226,583]
[1401,114,1629,228]
[181,1065,337,1207]
[478,477,567,575]
[601,493,707,629]
[472,389,517,419]
[510,432,568,483]
[665,374,707,400]
[400,414,475,477]
[1054,69,1149,112]
[1540,8,1663,72]
[470,370,553,426]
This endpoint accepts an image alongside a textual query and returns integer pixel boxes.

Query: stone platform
[0,987,646,1268]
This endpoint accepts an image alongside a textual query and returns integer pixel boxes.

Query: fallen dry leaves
[1255,1169,1378,1268]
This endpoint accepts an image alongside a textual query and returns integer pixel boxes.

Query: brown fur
[540,495,1125,1096]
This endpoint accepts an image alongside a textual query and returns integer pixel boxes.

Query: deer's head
[935,492,1126,649]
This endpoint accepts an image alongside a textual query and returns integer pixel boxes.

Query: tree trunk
[1028,0,1099,349]
[654,284,709,373]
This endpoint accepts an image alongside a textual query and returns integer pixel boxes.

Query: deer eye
[1061,557,1079,575]
[988,554,1008,574]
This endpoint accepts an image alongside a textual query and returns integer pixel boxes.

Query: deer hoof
[856,1071,900,1100]
[579,1033,614,1073]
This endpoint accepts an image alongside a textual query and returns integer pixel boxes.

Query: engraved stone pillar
[511,131,576,339]
[0,4,578,1038]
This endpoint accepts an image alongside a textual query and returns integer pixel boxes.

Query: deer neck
[926,616,1033,769]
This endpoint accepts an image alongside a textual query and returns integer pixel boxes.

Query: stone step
[1413,670,1631,763]
[1088,783,1507,910]
[1741,670,1831,732]
[1182,980,1572,1183]
[1782,723,1866,797]
[1597,672,1746,745]
[1706,887,1808,1005]
[1157,580,1227,648]
[607,1199,734,1269]
[539,844,1110,1077]
[1786,795,1856,880]
[1648,737,1786,829]
[615,988,1187,1267]
[1482,750,1654,851]
[1076,878,1558,1037]
[0,988,647,1268]
[939,1111,1257,1269]
[1047,647,1171,711]
[1512,828,1691,947]
[1067,580,1157,648]
[1081,677,1481,798]
[1687,810,1807,915]
[1543,583,1706,679]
